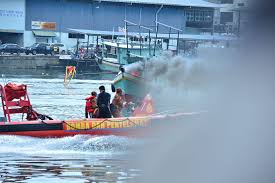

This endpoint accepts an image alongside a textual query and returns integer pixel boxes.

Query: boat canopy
[103,41,150,49]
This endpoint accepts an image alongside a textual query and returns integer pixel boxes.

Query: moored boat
[97,40,162,73]
[112,66,146,101]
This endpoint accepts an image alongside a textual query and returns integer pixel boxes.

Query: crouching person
[111,88,124,118]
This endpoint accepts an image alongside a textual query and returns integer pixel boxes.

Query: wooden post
[153,23,159,56]
[176,31,180,55]
[238,10,241,37]
[126,21,129,57]
[149,30,151,56]
[87,35,90,55]
[167,27,171,50]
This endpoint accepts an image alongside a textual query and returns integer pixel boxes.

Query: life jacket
[85,96,97,113]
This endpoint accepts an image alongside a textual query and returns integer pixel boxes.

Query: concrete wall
[23,31,36,47]
[0,55,59,69]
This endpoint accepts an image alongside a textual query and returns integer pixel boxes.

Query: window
[220,12,233,24]
[204,11,213,22]
[195,11,204,22]
[199,11,204,21]
[220,0,234,4]
[7,44,17,48]
[237,3,245,7]
[186,9,213,22]
[185,10,194,22]
[196,12,200,22]
[68,33,85,39]
[53,43,64,47]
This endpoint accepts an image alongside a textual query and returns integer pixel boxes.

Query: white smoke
[128,35,275,183]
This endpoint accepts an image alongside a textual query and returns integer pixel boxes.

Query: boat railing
[107,53,117,59]
[102,39,155,48]
[128,53,145,59]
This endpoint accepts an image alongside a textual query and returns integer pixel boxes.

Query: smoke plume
[127,2,275,182]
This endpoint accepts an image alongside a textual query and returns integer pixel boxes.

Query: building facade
[0,0,218,48]
[208,0,248,35]
[0,0,25,45]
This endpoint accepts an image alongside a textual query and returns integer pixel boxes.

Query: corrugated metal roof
[99,0,221,8]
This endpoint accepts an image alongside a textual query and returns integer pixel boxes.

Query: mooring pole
[126,21,129,56]
[149,30,151,56]
[87,35,90,55]
[167,27,171,50]
[153,23,159,56]
[176,31,180,55]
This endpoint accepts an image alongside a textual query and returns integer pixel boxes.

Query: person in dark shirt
[97,85,112,118]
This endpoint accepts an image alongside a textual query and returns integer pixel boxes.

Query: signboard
[32,21,56,30]
[118,26,126,33]
[65,118,150,131]
[0,9,23,18]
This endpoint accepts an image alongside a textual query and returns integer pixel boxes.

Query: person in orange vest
[111,88,124,118]
[85,91,98,118]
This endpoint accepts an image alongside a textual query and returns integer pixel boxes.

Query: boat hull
[0,117,151,138]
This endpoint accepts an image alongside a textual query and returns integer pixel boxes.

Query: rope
[38,111,206,131]
[40,117,144,131]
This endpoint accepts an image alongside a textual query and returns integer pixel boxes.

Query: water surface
[0,69,141,183]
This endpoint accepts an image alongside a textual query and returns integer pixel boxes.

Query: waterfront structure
[0,0,222,48]
[207,0,248,36]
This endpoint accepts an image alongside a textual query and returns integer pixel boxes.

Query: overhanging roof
[0,29,24,33]
[68,28,237,41]
[32,30,57,37]
[99,0,222,8]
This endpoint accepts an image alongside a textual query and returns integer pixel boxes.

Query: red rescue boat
[0,83,186,138]
[0,83,197,138]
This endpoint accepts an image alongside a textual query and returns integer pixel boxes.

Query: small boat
[0,83,186,138]
[0,116,152,138]
[0,83,152,138]
[97,40,162,73]
[112,64,146,101]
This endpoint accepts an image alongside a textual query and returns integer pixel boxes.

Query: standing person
[85,91,98,118]
[97,86,112,118]
[79,47,85,59]
[111,88,124,117]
